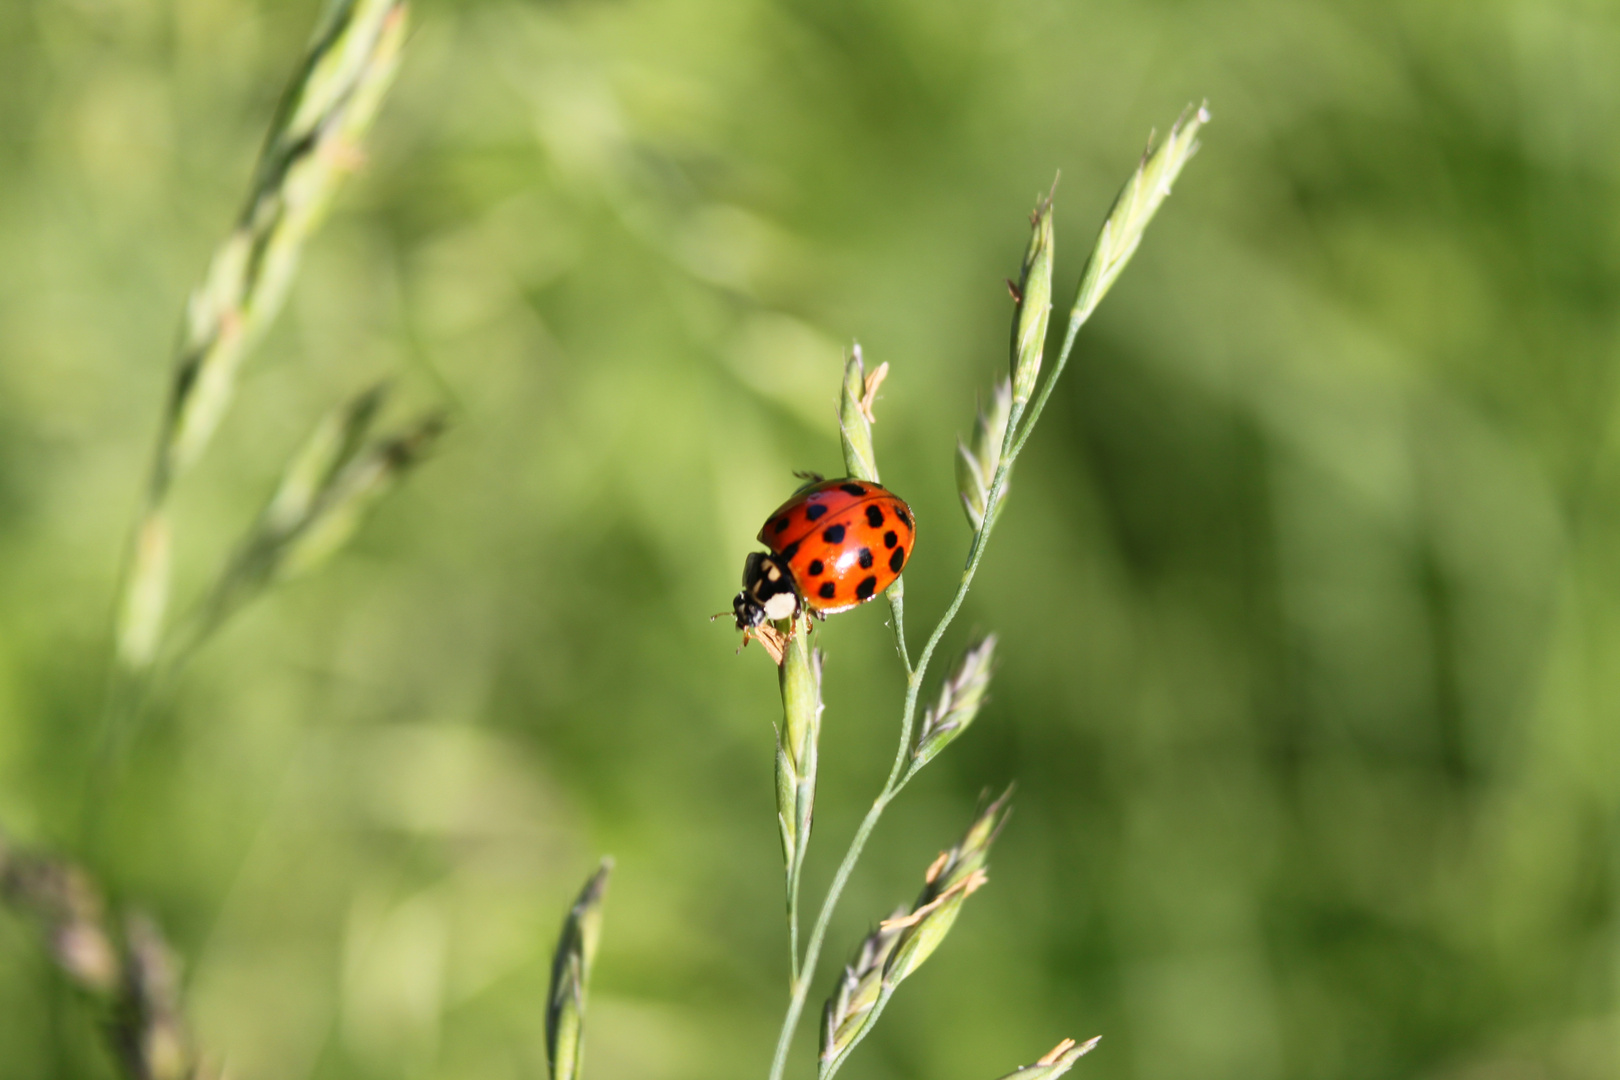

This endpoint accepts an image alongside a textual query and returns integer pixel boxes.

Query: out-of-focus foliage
[0,1,1617,1079]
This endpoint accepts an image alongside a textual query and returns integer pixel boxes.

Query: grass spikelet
[0,836,119,995]
[912,634,997,770]
[547,859,613,1080]
[956,378,1013,534]
[273,410,445,579]
[160,0,408,492]
[0,837,219,1079]
[1009,188,1055,408]
[994,1036,1103,1079]
[115,513,171,671]
[818,906,907,1072]
[263,382,390,537]
[881,788,1010,985]
[838,344,887,484]
[1005,103,1209,466]
[118,914,193,1080]
[186,400,443,651]
[777,619,824,972]
[1066,103,1207,336]
[818,791,1013,1078]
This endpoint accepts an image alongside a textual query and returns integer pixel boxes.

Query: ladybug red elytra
[733,477,915,630]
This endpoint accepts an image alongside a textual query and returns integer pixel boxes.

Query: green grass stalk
[766,103,1207,1079]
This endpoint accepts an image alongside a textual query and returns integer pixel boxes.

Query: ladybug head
[734,551,801,630]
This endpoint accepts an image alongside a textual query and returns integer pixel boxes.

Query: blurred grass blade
[838,344,887,484]
[957,379,1013,534]
[548,859,613,1080]
[912,635,996,770]
[821,791,1013,1078]
[1065,104,1207,337]
[994,1037,1102,1079]
[818,907,906,1074]
[1009,188,1055,409]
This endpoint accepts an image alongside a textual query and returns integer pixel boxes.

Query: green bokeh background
[3,0,1619,1077]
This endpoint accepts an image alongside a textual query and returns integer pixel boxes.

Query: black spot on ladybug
[822,524,846,544]
[858,547,873,569]
[840,483,867,497]
[807,559,824,576]
[819,582,837,599]
[773,516,791,534]
[856,576,877,600]
[889,547,905,573]
[883,530,898,549]
[865,505,884,528]
[780,540,801,561]
[806,503,829,522]
[896,508,912,529]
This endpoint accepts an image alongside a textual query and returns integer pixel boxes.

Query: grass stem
[769,437,1017,1080]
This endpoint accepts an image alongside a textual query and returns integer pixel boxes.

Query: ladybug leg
[790,470,827,494]
[777,613,818,647]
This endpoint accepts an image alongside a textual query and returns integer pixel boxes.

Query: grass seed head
[956,378,1013,533]
[914,634,997,768]
[277,411,445,579]
[115,512,172,672]
[1068,103,1207,333]
[265,382,389,536]
[547,859,613,1080]
[0,843,120,994]
[820,906,908,1069]
[200,398,441,641]
[160,0,408,492]
[839,344,886,484]
[882,788,1011,987]
[777,621,824,885]
[1009,189,1055,408]
[994,1036,1102,1079]
[0,839,219,1077]
[122,913,192,1080]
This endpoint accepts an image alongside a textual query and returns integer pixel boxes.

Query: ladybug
[733,477,915,630]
